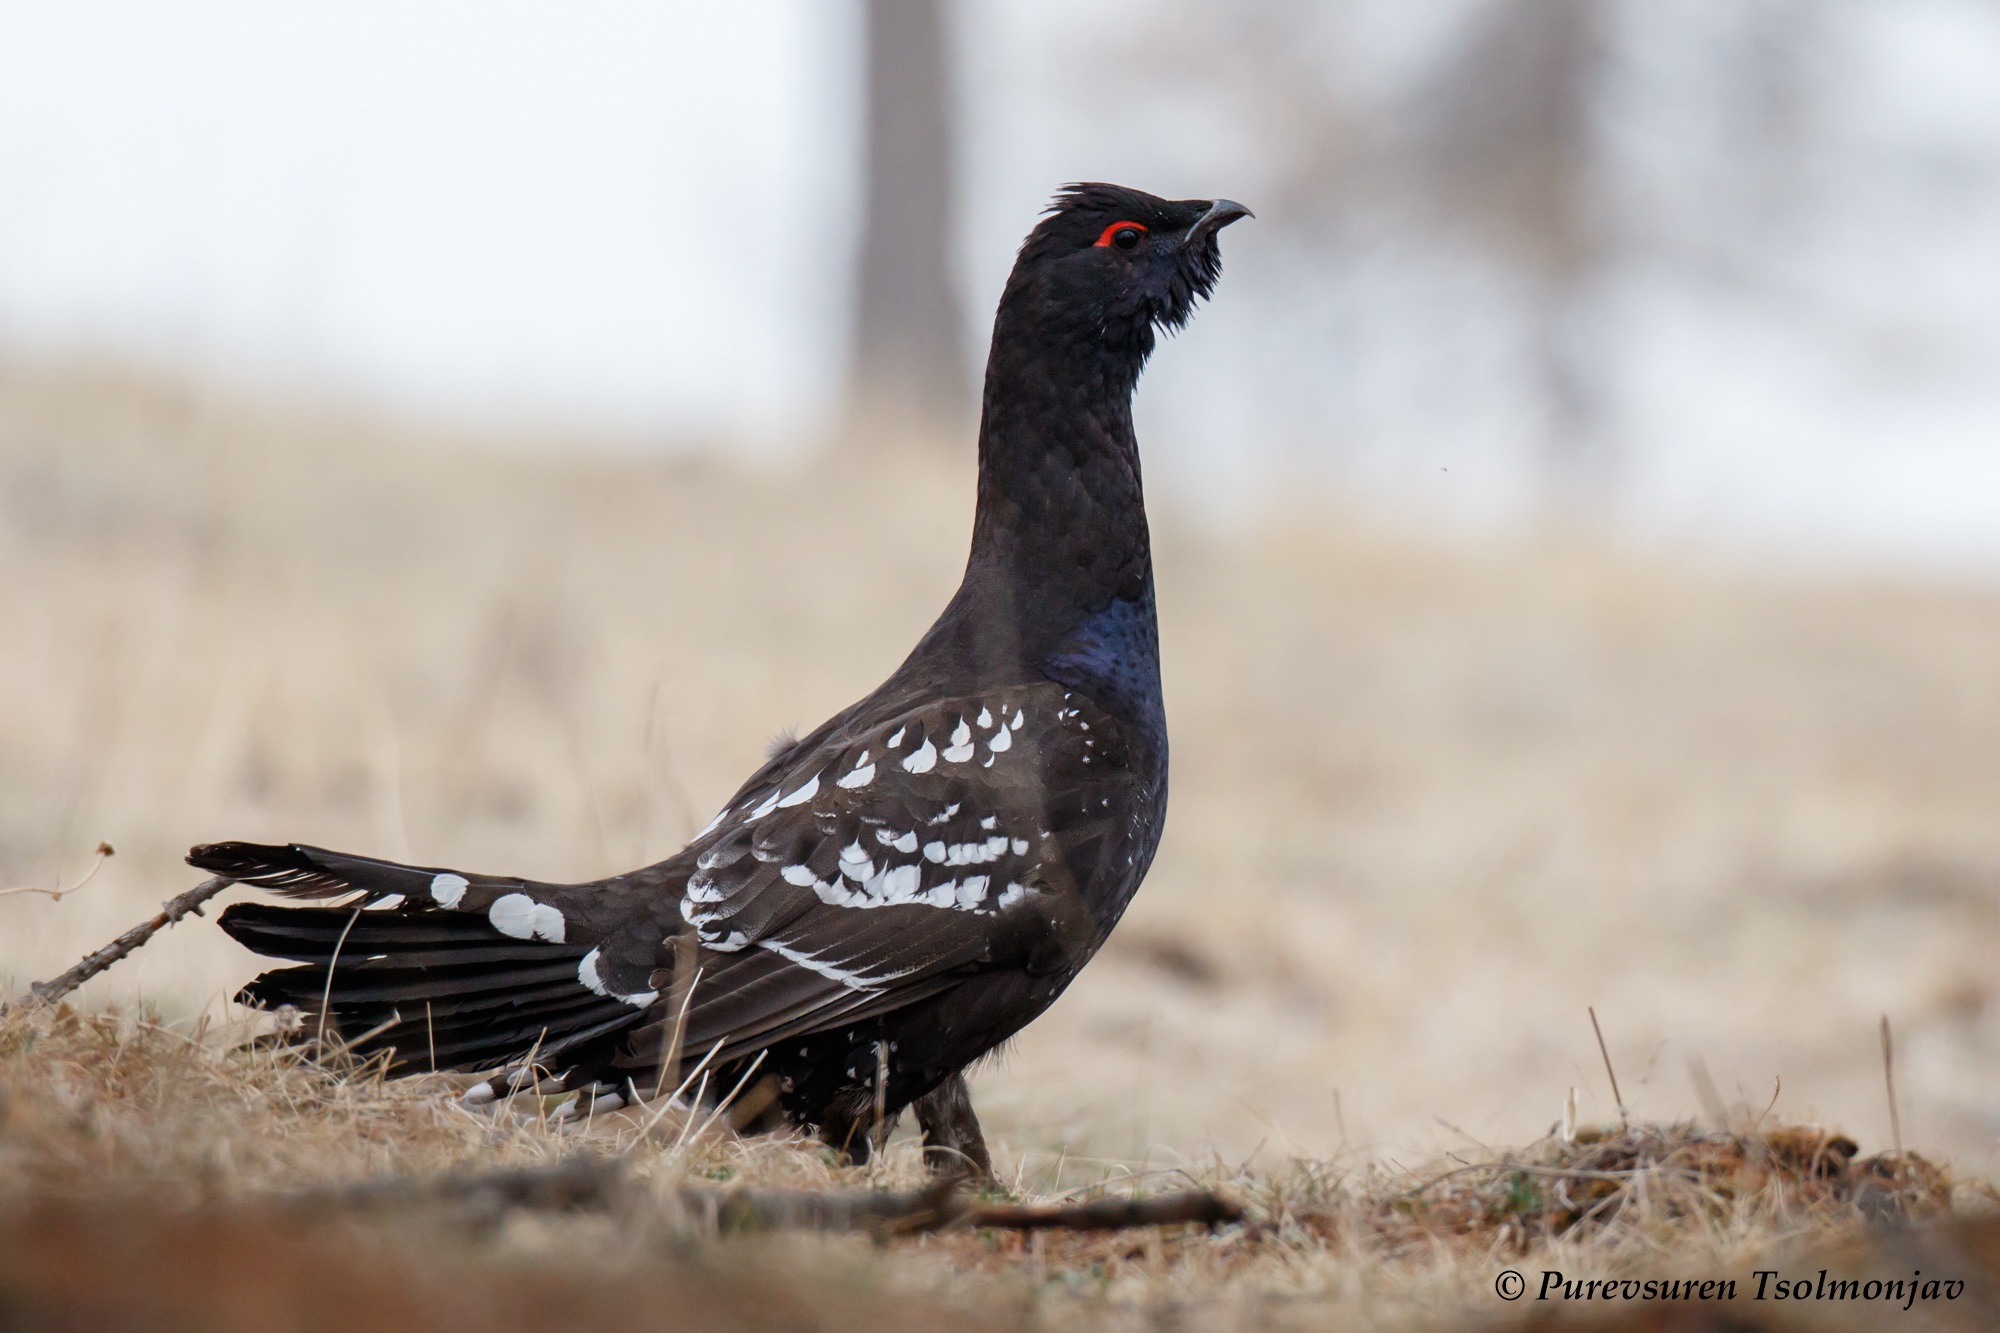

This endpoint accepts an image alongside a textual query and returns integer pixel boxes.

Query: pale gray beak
[1188,199,1253,239]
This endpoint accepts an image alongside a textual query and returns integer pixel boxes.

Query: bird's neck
[897,310,1158,692]
[968,346,1151,608]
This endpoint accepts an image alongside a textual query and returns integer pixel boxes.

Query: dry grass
[5,359,2000,1327]
[1,998,1987,1331]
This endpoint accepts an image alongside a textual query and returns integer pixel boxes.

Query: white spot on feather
[939,835,1010,866]
[578,945,658,1008]
[988,726,1012,753]
[369,893,406,911]
[490,892,565,942]
[772,832,1024,912]
[747,787,783,820]
[781,864,818,887]
[429,873,468,909]
[579,948,608,995]
[776,773,819,808]
[902,738,937,773]
[887,726,906,747]
[1011,709,1025,729]
[837,762,875,789]
[976,707,993,727]
[810,856,991,915]
[838,841,875,881]
[943,719,975,762]
[580,948,656,1009]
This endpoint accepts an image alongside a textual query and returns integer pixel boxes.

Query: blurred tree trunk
[1417,0,1608,499]
[847,0,969,445]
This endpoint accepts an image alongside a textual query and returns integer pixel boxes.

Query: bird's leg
[913,1071,994,1184]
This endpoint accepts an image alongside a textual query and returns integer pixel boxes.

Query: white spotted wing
[674,680,1131,1005]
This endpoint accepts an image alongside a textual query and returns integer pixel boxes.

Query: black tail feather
[216,884,645,1077]
[219,902,566,962]
[190,841,452,902]
[242,958,591,1008]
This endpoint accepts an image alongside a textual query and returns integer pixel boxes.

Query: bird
[193,183,1249,1178]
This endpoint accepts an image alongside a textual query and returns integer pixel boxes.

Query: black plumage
[197,184,1248,1173]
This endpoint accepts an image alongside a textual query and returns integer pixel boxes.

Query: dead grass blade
[1588,1005,1627,1129]
[1882,1012,1904,1155]
[0,842,114,903]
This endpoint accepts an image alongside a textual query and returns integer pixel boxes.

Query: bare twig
[1881,1014,1903,1155]
[23,876,231,1005]
[693,1185,1245,1237]
[1589,1006,1627,1128]
[936,1192,1244,1234]
[288,1156,626,1215]
[286,1159,1244,1236]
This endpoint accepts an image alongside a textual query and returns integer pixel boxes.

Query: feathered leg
[913,1072,993,1183]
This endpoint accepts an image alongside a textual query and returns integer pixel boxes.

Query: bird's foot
[913,1071,995,1187]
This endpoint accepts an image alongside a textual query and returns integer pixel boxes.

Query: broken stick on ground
[286,1157,1244,1236]
[22,876,231,1006]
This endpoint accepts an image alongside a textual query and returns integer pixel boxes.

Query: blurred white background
[2,0,1998,571]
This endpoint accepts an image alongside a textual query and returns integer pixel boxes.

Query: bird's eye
[1093,221,1149,251]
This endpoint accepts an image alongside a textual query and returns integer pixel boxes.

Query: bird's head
[1001,183,1251,361]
